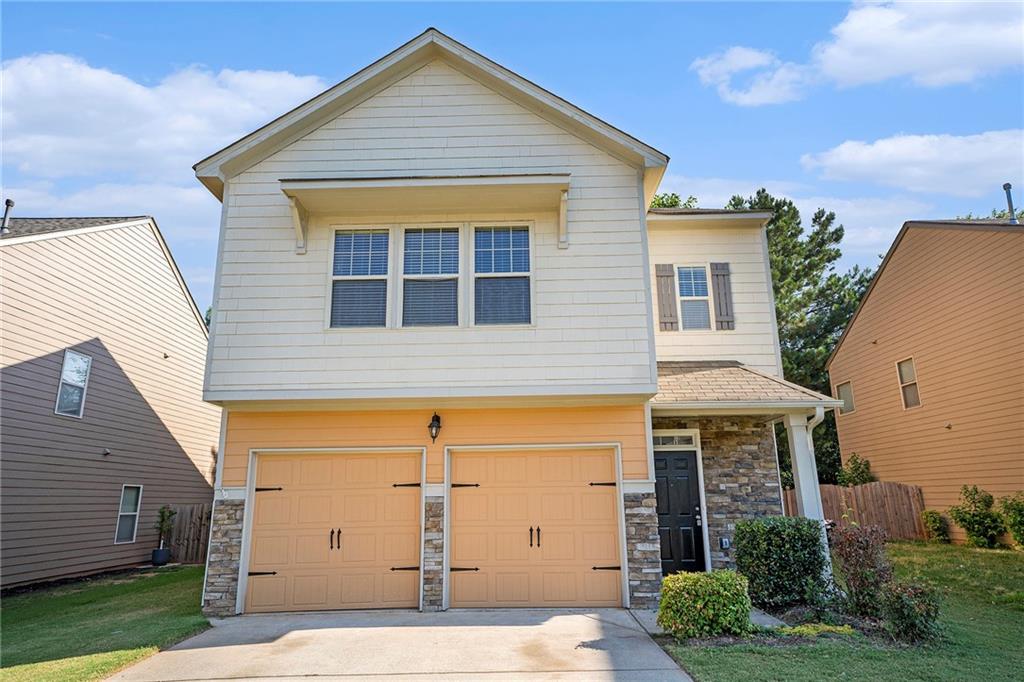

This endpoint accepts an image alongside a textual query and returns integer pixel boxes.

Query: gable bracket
[288,196,309,255]
[558,189,569,249]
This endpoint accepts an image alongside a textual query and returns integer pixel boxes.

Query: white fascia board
[646,212,774,224]
[280,173,571,192]
[652,399,843,412]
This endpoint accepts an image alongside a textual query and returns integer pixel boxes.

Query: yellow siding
[829,226,1024,540]
[223,404,649,485]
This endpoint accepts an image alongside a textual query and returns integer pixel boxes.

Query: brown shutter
[655,264,679,331]
[710,262,735,330]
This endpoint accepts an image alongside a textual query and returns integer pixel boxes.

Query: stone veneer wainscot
[203,499,244,617]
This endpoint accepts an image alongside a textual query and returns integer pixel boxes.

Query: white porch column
[785,409,833,576]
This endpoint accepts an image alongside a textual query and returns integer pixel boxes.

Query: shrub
[949,485,1006,548]
[829,524,892,617]
[999,493,1024,547]
[837,454,875,487]
[920,510,950,543]
[778,623,856,638]
[734,516,826,608]
[880,581,941,643]
[657,570,751,639]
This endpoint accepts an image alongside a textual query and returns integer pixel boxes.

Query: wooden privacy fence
[783,481,926,540]
[167,503,212,564]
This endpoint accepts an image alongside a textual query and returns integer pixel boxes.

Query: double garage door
[246,449,621,612]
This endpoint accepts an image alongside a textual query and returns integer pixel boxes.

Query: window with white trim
[331,229,389,327]
[896,358,921,409]
[55,349,92,417]
[836,381,855,415]
[402,227,459,326]
[474,226,531,325]
[677,266,712,330]
[114,485,142,544]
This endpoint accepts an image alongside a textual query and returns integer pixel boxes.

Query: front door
[654,450,705,574]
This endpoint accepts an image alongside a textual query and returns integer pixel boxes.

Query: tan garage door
[449,448,622,607]
[245,451,421,613]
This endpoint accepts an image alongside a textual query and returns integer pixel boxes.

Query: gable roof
[826,219,1021,368]
[193,28,669,201]
[654,361,840,409]
[0,216,209,338]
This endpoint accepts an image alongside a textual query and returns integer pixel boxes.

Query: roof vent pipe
[1004,183,1018,225]
[1,199,14,235]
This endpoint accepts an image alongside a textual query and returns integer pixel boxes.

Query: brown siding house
[827,220,1024,541]
[1,217,221,587]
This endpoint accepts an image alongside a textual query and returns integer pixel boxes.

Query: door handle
[529,526,534,547]
[330,528,335,549]
[336,528,342,551]
[536,527,541,547]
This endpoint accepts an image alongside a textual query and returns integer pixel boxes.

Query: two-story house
[196,29,838,616]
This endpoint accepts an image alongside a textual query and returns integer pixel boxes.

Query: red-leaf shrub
[828,524,892,617]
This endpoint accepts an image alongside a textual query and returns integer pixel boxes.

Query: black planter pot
[152,547,171,566]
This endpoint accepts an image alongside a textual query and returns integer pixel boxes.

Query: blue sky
[3,2,1022,310]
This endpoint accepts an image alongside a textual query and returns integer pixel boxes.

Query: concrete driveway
[110,609,690,681]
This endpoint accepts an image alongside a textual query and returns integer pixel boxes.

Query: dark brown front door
[655,450,705,574]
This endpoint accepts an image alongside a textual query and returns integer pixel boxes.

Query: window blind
[475,277,530,325]
[331,280,387,327]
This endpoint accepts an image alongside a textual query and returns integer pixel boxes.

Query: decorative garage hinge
[392,482,421,488]
[449,566,480,572]
[591,566,621,571]
[588,482,617,487]
[451,483,480,488]
[390,566,420,571]
[248,571,277,576]
[255,486,283,492]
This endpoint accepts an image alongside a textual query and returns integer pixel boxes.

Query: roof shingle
[1,217,149,239]
[654,361,839,406]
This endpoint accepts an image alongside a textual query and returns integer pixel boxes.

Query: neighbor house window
[115,485,142,544]
[402,227,459,326]
[677,266,712,330]
[331,229,389,327]
[55,349,92,418]
[836,381,855,415]
[474,226,531,324]
[896,358,921,409]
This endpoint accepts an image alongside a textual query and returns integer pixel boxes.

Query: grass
[1,566,209,682]
[663,542,1024,682]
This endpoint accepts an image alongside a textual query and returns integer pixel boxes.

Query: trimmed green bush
[921,510,950,543]
[837,453,875,487]
[657,570,751,640]
[949,485,1006,548]
[734,516,826,608]
[999,492,1024,547]
[880,581,941,643]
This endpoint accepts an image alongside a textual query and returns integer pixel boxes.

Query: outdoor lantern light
[428,413,442,442]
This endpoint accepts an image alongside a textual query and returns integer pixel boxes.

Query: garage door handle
[529,526,533,547]
[536,527,541,547]
[336,528,342,551]
[330,528,335,550]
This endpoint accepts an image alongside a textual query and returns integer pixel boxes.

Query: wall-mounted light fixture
[428,413,442,443]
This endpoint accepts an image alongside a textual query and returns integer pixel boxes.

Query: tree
[651,192,698,209]
[204,306,212,327]
[726,189,874,484]
[956,206,1024,221]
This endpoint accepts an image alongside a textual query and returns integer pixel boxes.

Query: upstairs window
[677,266,712,330]
[835,381,855,415]
[474,226,531,325]
[403,228,459,326]
[897,358,921,409]
[331,230,389,327]
[114,484,142,544]
[55,349,92,418]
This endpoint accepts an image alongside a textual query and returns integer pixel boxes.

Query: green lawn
[664,542,1024,681]
[1,566,209,682]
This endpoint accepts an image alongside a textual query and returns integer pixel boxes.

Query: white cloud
[1,53,327,181]
[801,129,1024,197]
[691,1,1024,105]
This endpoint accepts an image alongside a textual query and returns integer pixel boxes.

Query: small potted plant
[152,505,177,566]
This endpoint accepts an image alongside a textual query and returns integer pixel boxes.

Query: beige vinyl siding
[648,222,782,375]
[0,223,221,587]
[829,226,1024,541]
[207,60,654,399]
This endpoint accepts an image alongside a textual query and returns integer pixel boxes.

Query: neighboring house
[827,220,1024,541]
[0,217,222,588]
[195,29,839,616]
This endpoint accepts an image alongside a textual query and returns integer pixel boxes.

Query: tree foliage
[726,189,874,483]
[651,192,698,209]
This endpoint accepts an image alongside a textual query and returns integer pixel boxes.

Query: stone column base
[202,498,244,617]
[422,496,445,611]
[624,492,662,608]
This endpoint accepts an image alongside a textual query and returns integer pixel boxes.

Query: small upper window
[677,266,711,330]
[55,350,92,418]
[474,227,531,325]
[114,485,142,544]
[836,381,855,415]
[402,228,459,326]
[331,230,389,327]
[897,358,921,409]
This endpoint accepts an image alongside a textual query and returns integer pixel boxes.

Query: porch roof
[653,361,841,413]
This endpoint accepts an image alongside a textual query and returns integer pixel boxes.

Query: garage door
[245,451,421,613]
[449,448,622,607]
